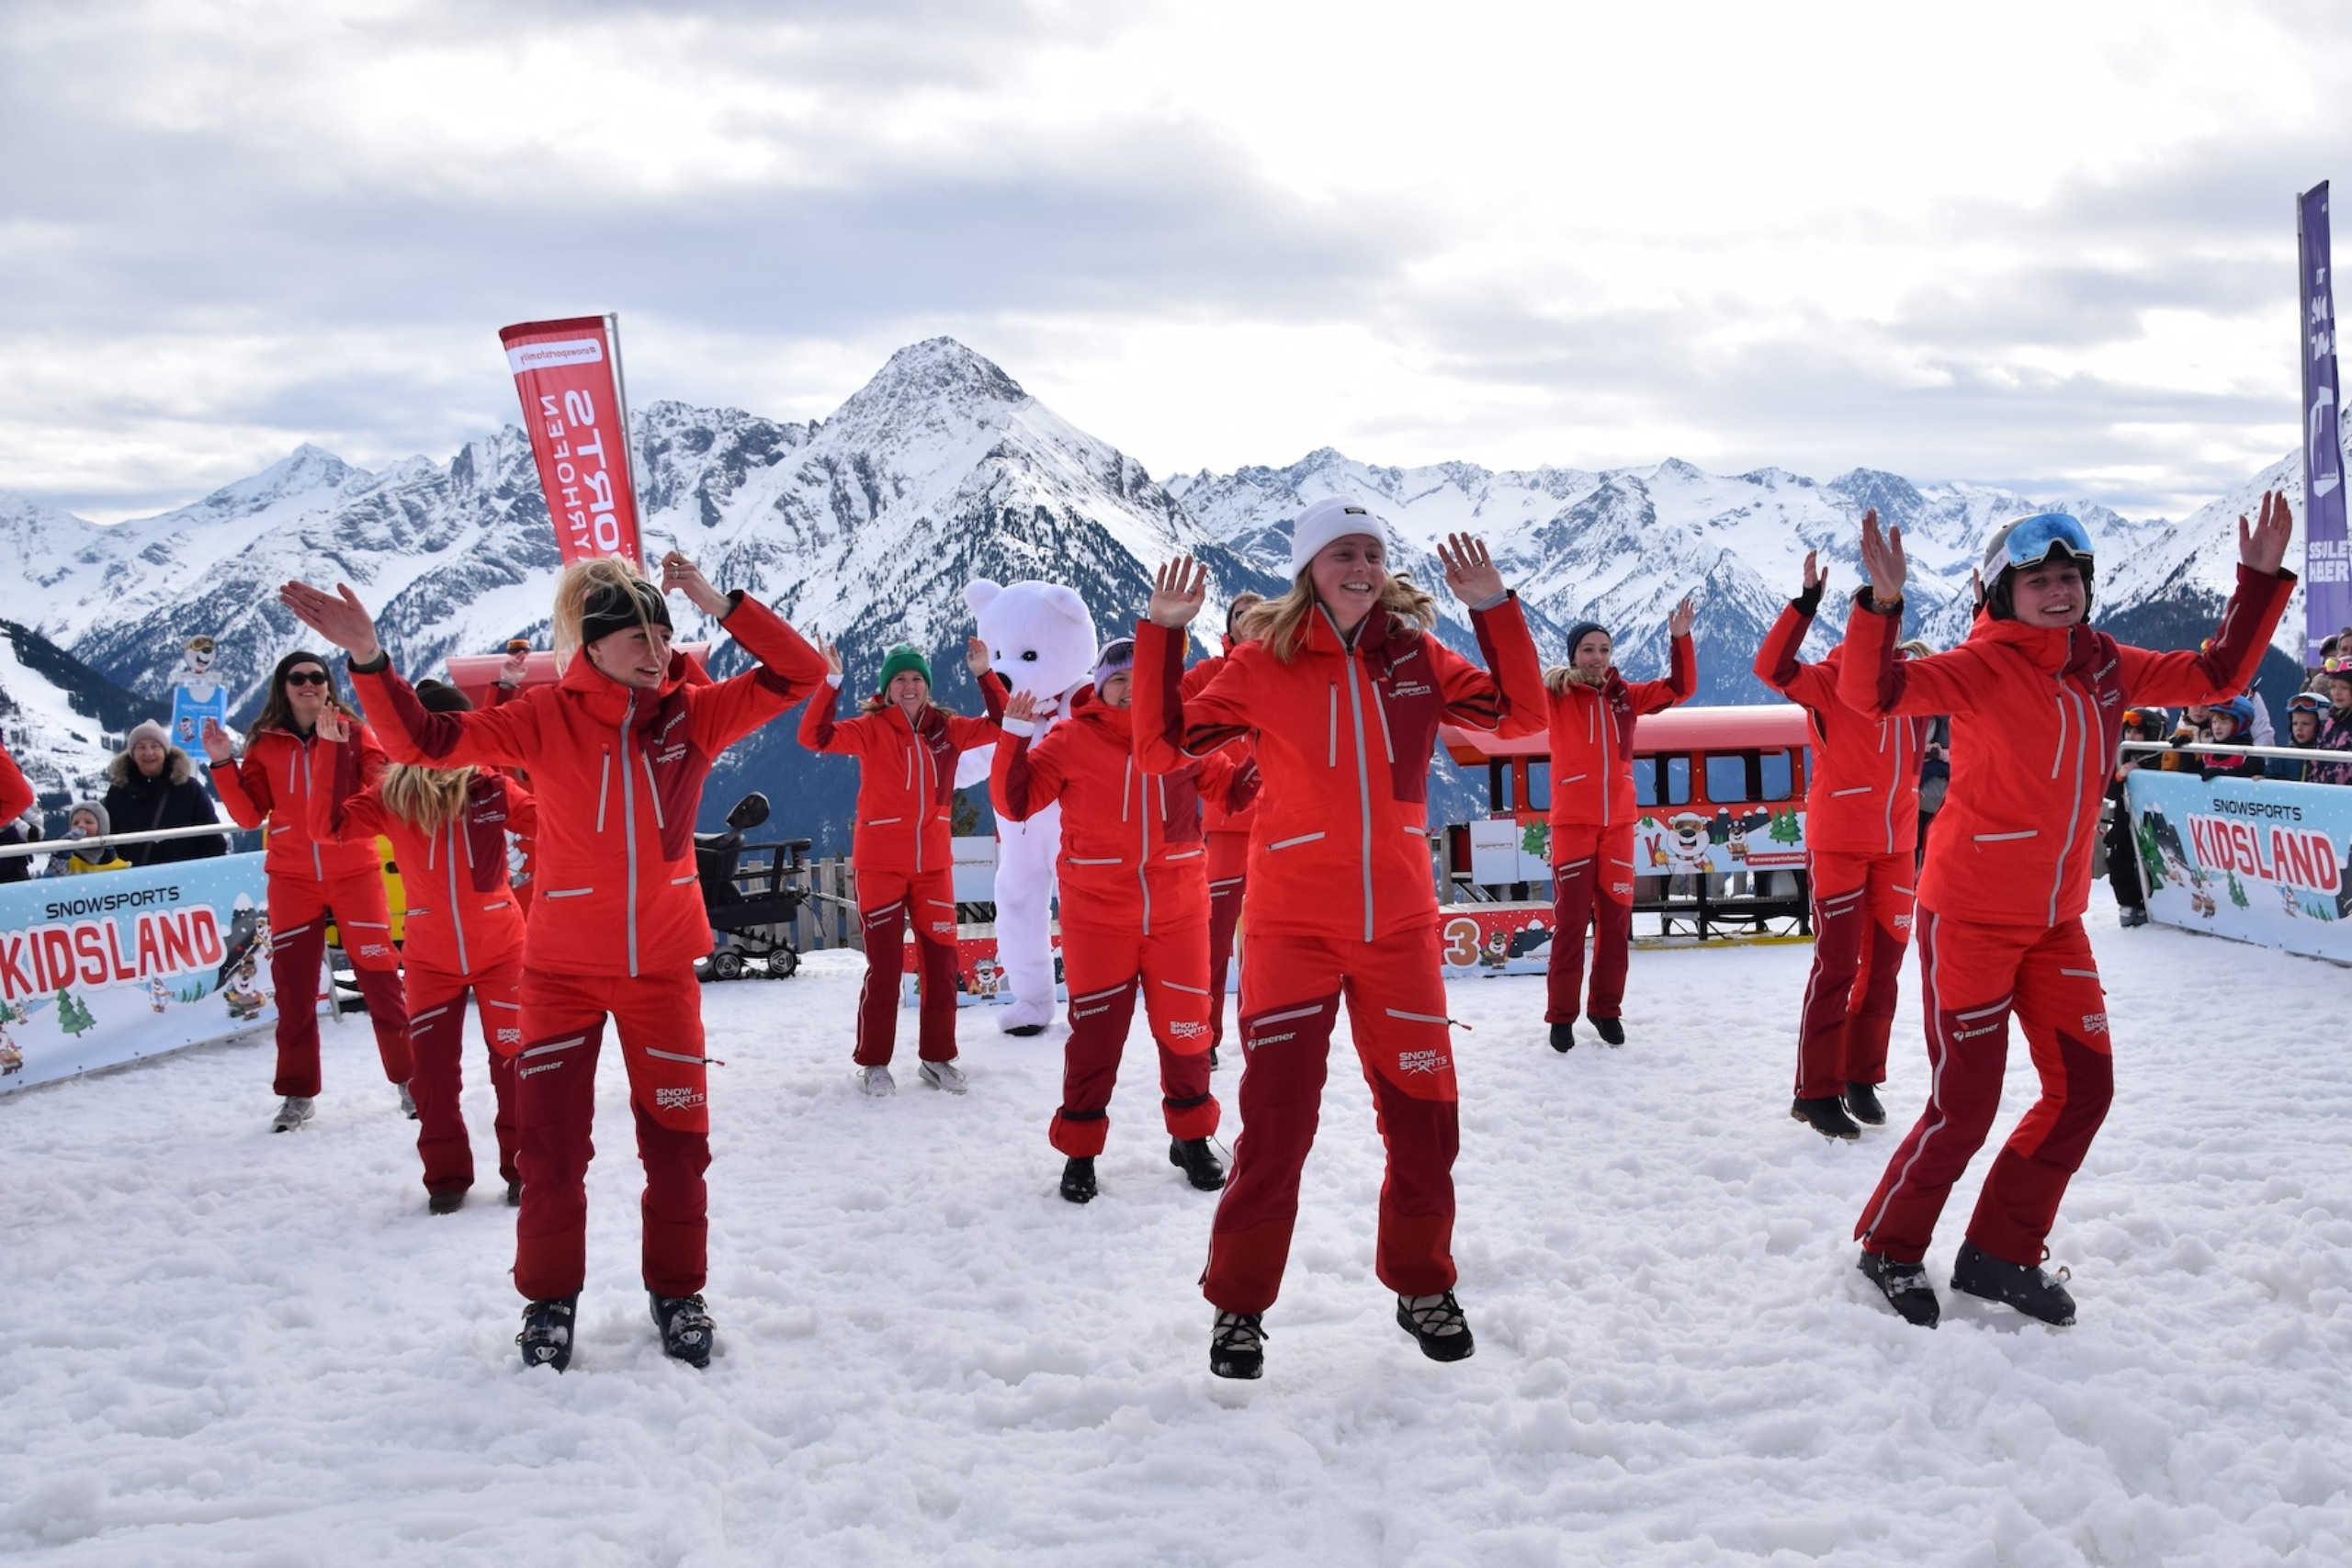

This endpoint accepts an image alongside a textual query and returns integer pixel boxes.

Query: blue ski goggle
[1984,512,2095,576]
[2288,691,2324,714]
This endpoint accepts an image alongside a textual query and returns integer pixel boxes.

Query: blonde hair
[1238,571,1436,663]
[550,557,662,672]
[1542,662,1605,695]
[377,762,477,833]
[1897,638,1935,660]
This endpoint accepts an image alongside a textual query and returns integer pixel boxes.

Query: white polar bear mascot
[957,579,1098,1035]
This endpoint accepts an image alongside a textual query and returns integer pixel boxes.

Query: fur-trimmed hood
[108,746,198,790]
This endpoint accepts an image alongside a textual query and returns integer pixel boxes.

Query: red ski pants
[1545,824,1636,1022]
[1051,919,1219,1157]
[267,870,412,1098]
[1793,850,1915,1099]
[404,958,521,1198]
[1205,829,1249,1050]
[511,966,713,1302]
[855,867,959,1066]
[1854,910,2114,1267]
[1204,924,1460,1314]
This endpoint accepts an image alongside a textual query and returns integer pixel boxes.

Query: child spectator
[2106,706,2167,926]
[2270,694,2329,783]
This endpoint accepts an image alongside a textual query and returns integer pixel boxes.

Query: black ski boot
[1548,1021,1576,1053]
[1059,1156,1098,1204]
[1857,1250,1939,1328]
[1170,1137,1227,1190]
[504,1178,522,1207]
[1951,1242,2075,1325]
[1589,1015,1625,1046]
[517,1293,580,1371]
[1844,1081,1887,1126]
[1210,1310,1265,1379]
[650,1292,716,1367]
[1396,1291,1476,1361]
[1792,1096,1861,1140]
[427,1190,465,1215]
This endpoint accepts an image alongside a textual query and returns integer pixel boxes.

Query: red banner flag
[498,314,644,566]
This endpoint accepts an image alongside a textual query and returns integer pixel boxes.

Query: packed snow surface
[1,889,2346,1566]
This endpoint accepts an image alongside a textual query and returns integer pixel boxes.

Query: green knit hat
[876,643,932,695]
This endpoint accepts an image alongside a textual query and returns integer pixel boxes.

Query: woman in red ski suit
[1754,551,1927,1137]
[798,639,1005,1093]
[1539,604,1695,1049]
[1840,498,2295,1328]
[1185,594,1266,1065]
[287,553,829,1371]
[0,740,33,839]
[1136,496,1546,1379]
[203,652,413,1131]
[310,684,535,1212]
[992,639,1255,1203]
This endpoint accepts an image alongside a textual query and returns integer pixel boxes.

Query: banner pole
[605,310,649,570]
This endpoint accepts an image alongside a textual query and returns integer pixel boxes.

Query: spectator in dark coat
[102,719,227,865]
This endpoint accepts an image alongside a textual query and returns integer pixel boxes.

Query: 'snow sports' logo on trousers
[654,1086,705,1111]
[1396,1049,1450,1076]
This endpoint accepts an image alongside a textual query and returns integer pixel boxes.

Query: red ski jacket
[0,742,32,829]
[1184,650,1261,838]
[350,592,828,978]
[797,675,1006,878]
[310,743,536,976]
[992,688,1257,933]
[210,723,389,883]
[1544,635,1694,834]
[1838,563,2294,927]
[1753,604,1924,856]
[1136,597,1546,942]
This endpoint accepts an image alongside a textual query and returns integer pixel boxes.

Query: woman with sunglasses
[1840,495,2295,1328]
[204,653,415,1134]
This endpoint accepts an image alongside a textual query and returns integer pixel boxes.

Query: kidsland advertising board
[2121,770,2352,964]
[0,852,312,1093]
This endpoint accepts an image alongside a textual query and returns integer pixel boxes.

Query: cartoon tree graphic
[1520,821,1549,861]
[0,998,17,1025]
[54,988,96,1035]
[2135,820,2165,889]
[1770,809,1802,845]
[2226,872,2249,909]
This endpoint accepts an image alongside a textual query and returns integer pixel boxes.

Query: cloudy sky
[6,0,2351,521]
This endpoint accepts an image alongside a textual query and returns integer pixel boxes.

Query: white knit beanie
[1288,494,1392,577]
[127,719,172,750]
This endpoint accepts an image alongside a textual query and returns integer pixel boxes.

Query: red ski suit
[798,674,1005,1067]
[0,742,32,829]
[1185,652,1261,1051]
[993,689,1253,1156]
[1136,596,1547,1314]
[1540,636,1694,1025]
[1753,604,1926,1098]
[1838,563,2293,1266]
[311,746,535,1199]
[209,724,413,1098]
[352,592,828,1301]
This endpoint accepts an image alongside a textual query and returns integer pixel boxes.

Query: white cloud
[4,0,2350,519]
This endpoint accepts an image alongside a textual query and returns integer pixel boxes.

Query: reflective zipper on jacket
[619,696,640,977]
[914,730,929,874]
[301,741,322,880]
[595,750,611,833]
[446,818,469,975]
[2049,676,2092,925]
[1597,692,1613,827]
[1136,756,1152,936]
[1345,650,1376,942]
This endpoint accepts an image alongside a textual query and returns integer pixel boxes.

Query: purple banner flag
[2298,183,2352,663]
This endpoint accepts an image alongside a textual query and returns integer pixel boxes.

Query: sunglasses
[1986,512,2096,574]
[283,670,332,687]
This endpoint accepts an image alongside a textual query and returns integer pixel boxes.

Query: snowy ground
[2,887,2347,1567]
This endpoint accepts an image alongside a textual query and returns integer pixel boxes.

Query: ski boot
[427,1190,465,1215]
[1058,1156,1098,1204]
[650,1292,715,1368]
[1548,1021,1576,1053]
[517,1294,580,1371]
[1170,1137,1227,1190]
[1210,1310,1266,1380]
[1951,1242,2075,1325]
[1792,1096,1861,1140]
[1858,1250,1939,1328]
[1843,1081,1886,1126]
[1589,1015,1625,1046]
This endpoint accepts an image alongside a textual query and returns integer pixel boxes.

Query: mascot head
[965,579,1098,704]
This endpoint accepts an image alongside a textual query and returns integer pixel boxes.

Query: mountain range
[0,336,2326,842]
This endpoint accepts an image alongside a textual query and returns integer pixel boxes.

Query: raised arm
[1626,599,1697,716]
[1436,533,1549,739]
[2116,493,2298,706]
[1754,555,1838,706]
[683,592,836,755]
[1135,556,1255,773]
[797,637,858,755]
[201,718,274,829]
[990,692,1069,821]
[1838,512,1987,717]
[280,578,539,768]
